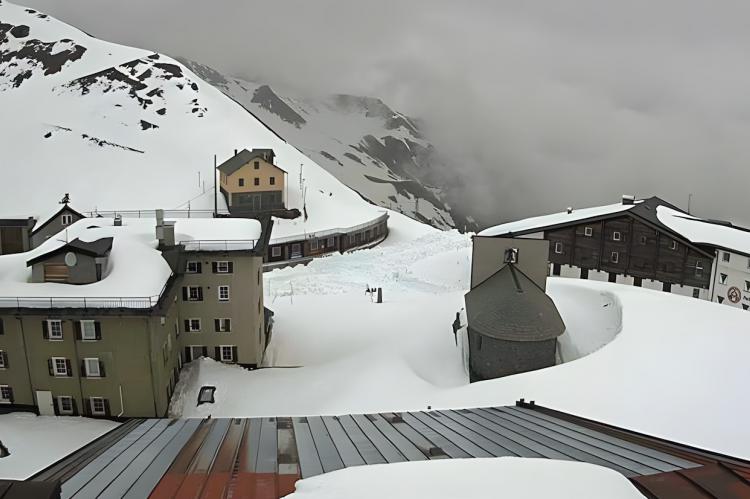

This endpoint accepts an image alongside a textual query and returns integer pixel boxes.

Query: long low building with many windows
[0,212,273,417]
[479,196,750,309]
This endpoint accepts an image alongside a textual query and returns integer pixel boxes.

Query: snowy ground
[171,211,750,460]
[286,457,645,499]
[0,412,118,480]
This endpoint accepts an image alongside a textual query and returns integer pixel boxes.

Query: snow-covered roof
[657,206,750,256]
[31,203,85,234]
[479,202,636,237]
[0,216,262,308]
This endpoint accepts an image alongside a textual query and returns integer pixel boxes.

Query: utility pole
[688,193,693,215]
[213,155,218,217]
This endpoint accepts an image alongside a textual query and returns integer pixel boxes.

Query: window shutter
[196,262,202,273]
[103,399,111,417]
[52,397,59,416]
[72,398,78,416]
[202,346,208,358]
[81,360,87,378]
[65,359,73,377]
[48,358,54,376]
[226,319,231,332]
[6,387,12,404]
[0,318,4,335]
[182,287,188,300]
[215,346,221,360]
[42,320,49,339]
[95,322,102,340]
[83,398,90,416]
[214,319,220,332]
[212,262,218,273]
[96,360,105,377]
[227,262,234,273]
[75,321,82,340]
[184,320,190,332]
[197,287,203,301]
[184,346,191,362]
[232,346,238,363]
[2,351,7,369]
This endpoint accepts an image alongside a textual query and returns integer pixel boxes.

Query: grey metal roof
[217,148,285,175]
[465,264,565,341]
[26,237,114,267]
[29,405,706,499]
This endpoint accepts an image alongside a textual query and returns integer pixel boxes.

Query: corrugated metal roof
[33,405,729,498]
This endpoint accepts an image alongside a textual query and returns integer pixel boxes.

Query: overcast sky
[24,0,750,225]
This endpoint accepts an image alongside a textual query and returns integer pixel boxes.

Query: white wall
[709,250,750,309]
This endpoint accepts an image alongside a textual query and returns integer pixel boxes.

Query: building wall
[471,236,550,290]
[220,158,285,198]
[544,215,712,297]
[0,314,181,417]
[468,328,557,381]
[177,252,266,367]
[709,250,750,309]
[30,208,84,249]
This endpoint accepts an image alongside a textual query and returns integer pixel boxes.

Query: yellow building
[218,149,286,215]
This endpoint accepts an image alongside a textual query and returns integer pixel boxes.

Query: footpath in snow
[170,211,750,460]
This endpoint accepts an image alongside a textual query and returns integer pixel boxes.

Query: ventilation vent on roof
[566,207,573,214]
[622,195,635,205]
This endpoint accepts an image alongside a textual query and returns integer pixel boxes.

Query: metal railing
[269,212,389,246]
[179,240,258,252]
[0,274,174,310]
[86,209,223,219]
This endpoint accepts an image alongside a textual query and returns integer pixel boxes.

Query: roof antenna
[688,193,693,215]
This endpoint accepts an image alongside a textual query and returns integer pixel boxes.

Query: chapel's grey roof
[465,264,565,342]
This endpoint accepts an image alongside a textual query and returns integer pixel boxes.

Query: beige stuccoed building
[218,148,287,216]
[0,213,272,418]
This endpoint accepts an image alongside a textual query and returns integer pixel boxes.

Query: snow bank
[172,225,750,459]
[286,457,645,499]
[0,412,118,480]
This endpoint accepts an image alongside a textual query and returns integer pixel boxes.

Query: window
[554,242,563,254]
[187,345,206,361]
[327,236,335,247]
[0,350,6,369]
[695,260,704,277]
[693,288,700,298]
[186,261,201,274]
[254,161,260,169]
[640,235,647,245]
[215,318,231,332]
[719,273,728,285]
[216,261,231,273]
[84,358,101,378]
[220,345,235,362]
[611,251,619,264]
[186,319,201,332]
[61,214,73,226]
[311,239,319,251]
[271,246,282,257]
[254,177,260,186]
[51,357,69,377]
[239,178,245,187]
[47,319,63,340]
[747,258,750,270]
[90,397,106,416]
[0,385,12,403]
[584,226,593,237]
[745,280,750,293]
[670,240,678,250]
[218,285,230,302]
[722,252,731,263]
[80,320,97,341]
[291,243,302,258]
[184,286,203,301]
[58,396,74,415]
[198,386,216,405]
[612,231,621,242]
[270,176,275,186]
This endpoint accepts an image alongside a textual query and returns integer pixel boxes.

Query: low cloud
[25,0,750,226]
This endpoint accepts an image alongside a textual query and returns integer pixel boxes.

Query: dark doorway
[580,268,589,280]
[608,273,617,283]
[552,263,561,276]
[633,277,642,287]
[662,282,672,292]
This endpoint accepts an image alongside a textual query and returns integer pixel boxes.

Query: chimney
[155,209,164,227]
[156,223,175,247]
[114,214,122,226]
[566,207,573,214]
[622,194,635,205]
[234,149,238,156]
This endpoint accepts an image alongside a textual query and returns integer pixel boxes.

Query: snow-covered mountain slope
[178,59,472,231]
[0,1,383,239]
